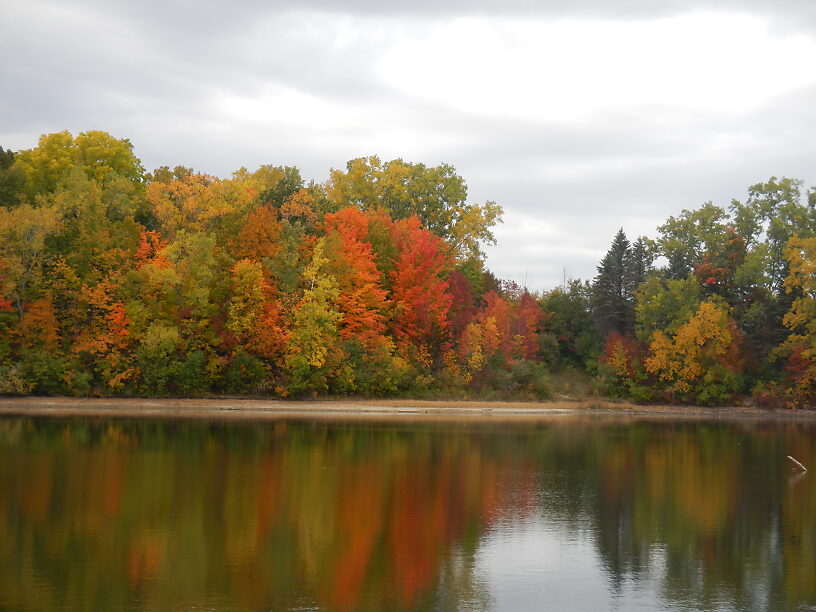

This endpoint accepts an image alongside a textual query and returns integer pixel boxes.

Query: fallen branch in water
[787,455,808,472]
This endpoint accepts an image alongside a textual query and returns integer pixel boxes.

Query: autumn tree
[69,279,136,393]
[644,301,744,405]
[323,208,390,347]
[777,235,816,407]
[226,259,267,341]
[599,331,647,398]
[457,292,510,382]
[146,173,253,240]
[509,291,543,361]
[389,217,453,361]
[635,275,702,344]
[326,156,503,261]
[230,204,281,262]
[16,295,65,394]
[284,239,345,395]
[0,263,15,363]
[14,130,143,198]
[0,203,62,316]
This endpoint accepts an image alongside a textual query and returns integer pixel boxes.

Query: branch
[787,455,808,472]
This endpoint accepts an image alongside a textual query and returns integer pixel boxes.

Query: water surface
[1,415,814,611]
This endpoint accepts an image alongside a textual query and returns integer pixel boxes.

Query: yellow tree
[14,130,143,198]
[779,235,816,407]
[645,301,744,405]
[146,173,253,240]
[226,259,267,340]
[284,239,345,394]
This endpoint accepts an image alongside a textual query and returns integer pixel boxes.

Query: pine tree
[592,229,633,338]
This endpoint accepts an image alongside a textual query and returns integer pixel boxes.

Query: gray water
[0,415,814,611]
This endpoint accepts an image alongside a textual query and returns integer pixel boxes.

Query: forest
[0,130,814,407]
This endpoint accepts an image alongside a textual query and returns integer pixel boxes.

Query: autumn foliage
[644,302,744,404]
[1,130,814,406]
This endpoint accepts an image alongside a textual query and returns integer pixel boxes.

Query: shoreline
[0,396,814,423]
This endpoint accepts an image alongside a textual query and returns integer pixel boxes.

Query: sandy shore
[0,396,813,423]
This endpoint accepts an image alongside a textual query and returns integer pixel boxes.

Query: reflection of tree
[0,418,814,611]
[585,422,816,610]
[0,419,509,611]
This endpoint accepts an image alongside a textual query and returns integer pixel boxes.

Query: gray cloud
[2,0,815,290]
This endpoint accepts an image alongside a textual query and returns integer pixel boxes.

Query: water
[0,415,814,611]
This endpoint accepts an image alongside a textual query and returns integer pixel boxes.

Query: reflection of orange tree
[2,420,816,611]
[115,423,508,610]
[329,461,386,608]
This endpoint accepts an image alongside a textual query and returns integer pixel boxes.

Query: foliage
[284,239,345,395]
[635,275,702,343]
[2,128,815,406]
[389,216,453,356]
[598,332,648,399]
[776,235,816,407]
[326,155,503,261]
[0,364,33,395]
[644,302,745,405]
[539,280,599,369]
[14,130,143,198]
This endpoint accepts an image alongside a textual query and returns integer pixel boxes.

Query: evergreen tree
[592,229,635,338]
[626,237,652,298]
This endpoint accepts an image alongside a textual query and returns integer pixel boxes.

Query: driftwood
[787,455,808,472]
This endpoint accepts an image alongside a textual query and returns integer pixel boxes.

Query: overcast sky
[2,0,815,291]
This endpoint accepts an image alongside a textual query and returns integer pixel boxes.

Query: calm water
[1,415,814,611]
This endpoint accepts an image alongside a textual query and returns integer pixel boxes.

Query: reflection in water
[0,416,814,611]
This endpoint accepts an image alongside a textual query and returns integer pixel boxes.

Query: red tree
[389,217,453,353]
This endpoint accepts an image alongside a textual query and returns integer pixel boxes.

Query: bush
[19,349,66,395]
[509,359,552,399]
[0,365,34,395]
[173,350,210,396]
[219,349,267,394]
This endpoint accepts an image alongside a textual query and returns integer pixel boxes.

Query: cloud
[2,0,815,290]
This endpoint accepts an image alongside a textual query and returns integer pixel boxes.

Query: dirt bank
[0,396,813,423]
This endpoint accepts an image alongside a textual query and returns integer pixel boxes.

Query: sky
[2,0,816,291]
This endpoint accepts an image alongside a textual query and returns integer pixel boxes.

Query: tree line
[0,130,813,406]
[592,178,816,407]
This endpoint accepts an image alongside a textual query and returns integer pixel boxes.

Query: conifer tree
[592,229,633,338]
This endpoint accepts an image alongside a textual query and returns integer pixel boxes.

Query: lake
[1,414,814,611]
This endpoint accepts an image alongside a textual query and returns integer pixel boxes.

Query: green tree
[656,203,729,280]
[635,275,702,343]
[0,146,24,208]
[592,229,636,338]
[539,280,599,368]
[42,167,142,280]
